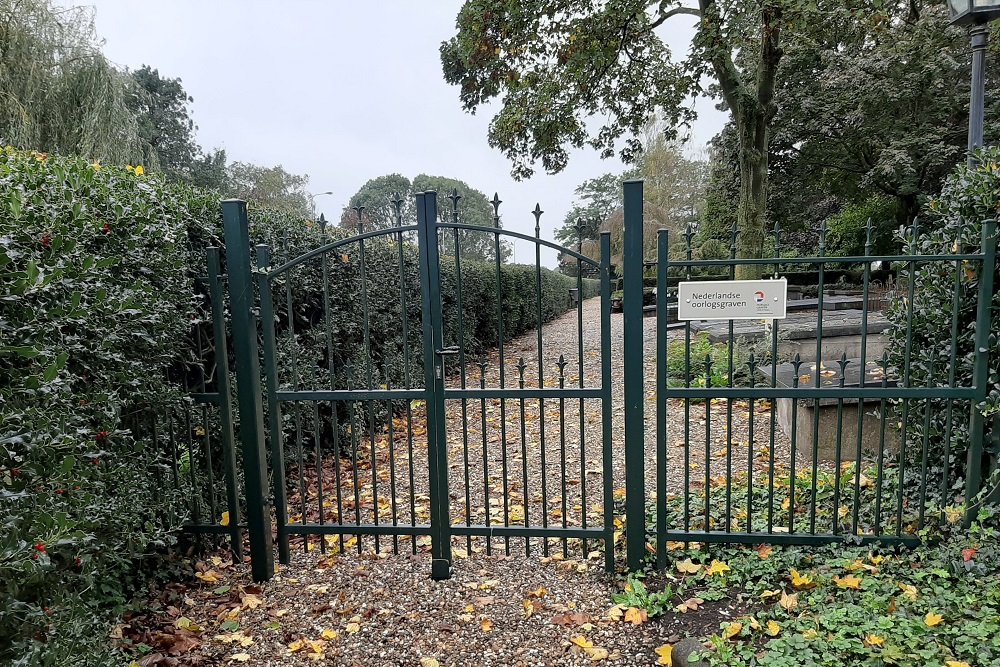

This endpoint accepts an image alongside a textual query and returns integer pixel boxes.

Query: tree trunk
[735,99,770,280]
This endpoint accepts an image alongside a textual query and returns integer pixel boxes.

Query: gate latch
[434,347,460,379]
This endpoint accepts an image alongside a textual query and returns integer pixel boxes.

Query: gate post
[966,219,998,524]
[415,192,453,580]
[221,199,275,581]
[622,180,646,570]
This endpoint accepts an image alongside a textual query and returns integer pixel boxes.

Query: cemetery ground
[122,300,1000,667]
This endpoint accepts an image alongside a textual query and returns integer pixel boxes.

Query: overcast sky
[81,0,728,266]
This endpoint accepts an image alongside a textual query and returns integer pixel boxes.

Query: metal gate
[617,181,999,571]
[220,193,615,581]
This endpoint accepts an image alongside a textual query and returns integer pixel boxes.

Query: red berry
[95,431,109,443]
[55,489,64,495]
[101,222,111,235]
[34,543,45,553]
[10,468,20,478]
[41,233,51,248]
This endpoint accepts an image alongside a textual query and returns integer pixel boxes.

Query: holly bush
[885,147,1000,508]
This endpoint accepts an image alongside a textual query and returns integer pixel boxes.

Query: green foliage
[226,161,313,219]
[0,149,218,664]
[665,334,749,389]
[824,196,901,257]
[0,0,145,164]
[612,575,674,617]
[343,173,414,229]
[128,66,198,182]
[886,147,1000,499]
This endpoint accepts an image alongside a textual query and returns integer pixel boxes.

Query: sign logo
[754,290,765,304]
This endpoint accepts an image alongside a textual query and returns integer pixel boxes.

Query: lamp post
[949,1,1000,167]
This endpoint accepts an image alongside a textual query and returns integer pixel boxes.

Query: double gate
[220,193,614,581]
[170,181,999,581]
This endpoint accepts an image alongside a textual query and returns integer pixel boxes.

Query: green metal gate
[221,192,615,581]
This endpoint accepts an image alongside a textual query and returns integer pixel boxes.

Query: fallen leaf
[674,597,704,613]
[864,634,884,648]
[220,511,230,527]
[175,617,201,633]
[706,560,730,576]
[766,620,781,636]
[624,607,648,626]
[898,583,918,601]
[833,575,862,590]
[523,599,541,618]
[790,569,814,589]
[779,591,798,611]
[945,661,971,667]
[802,628,818,640]
[606,604,625,621]
[962,548,977,562]
[420,659,441,667]
[571,635,593,650]
[345,622,360,634]
[528,586,547,598]
[655,644,673,666]
[755,544,773,559]
[480,618,493,632]
[241,593,263,610]
[676,558,702,574]
[321,629,337,640]
[924,611,943,627]
[195,570,222,584]
[760,589,781,601]
[723,622,743,640]
[288,639,307,653]
[229,654,251,663]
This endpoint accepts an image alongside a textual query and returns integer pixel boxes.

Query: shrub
[825,195,901,257]
[885,147,1000,506]
[0,149,217,664]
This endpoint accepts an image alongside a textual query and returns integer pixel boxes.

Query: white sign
[677,278,788,320]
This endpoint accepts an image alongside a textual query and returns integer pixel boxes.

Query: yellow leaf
[480,618,493,632]
[924,611,944,627]
[760,589,781,601]
[833,575,862,590]
[802,629,818,640]
[571,635,593,650]
[606,604,625,621]
[345,622,360,634]
[655,643,674,665]
[134,165,145,176]
[229,654,251,663]
[779,591,798,611]
[624,607,648,625]
[869,554,885,565]
[864,634,885,647]
[241,593,263,609]
[766,620,781,636]
[420,659,441,667]
[220,511,230,527]
[676,558,702,574]
[723,622,743,640]
[528,586,547,598]
[706,560,730,576]
[196,570,221,584]
[288,639,307,653]
[781,497,791,511]
[587,646,609,661]
[522,599,536,618]
[945,661,971,667]
[321,629,337,640]
[898,583,918,601]
[175,617,201,632]
[790,569,814,589]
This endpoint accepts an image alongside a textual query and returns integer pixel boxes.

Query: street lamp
[949,1,1000,166]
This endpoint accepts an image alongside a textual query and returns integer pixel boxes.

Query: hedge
[0,148,595,664]
[885,147,1000,508]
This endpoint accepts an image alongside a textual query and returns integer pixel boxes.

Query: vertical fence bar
[601,232,615,572]
[965,219,998,523]
[221,199,274,582]
[417,191,453,579]
[257,245,289,564]
[655,229,669,569]
[622,179,646,570]
[600,231,615,573]
[206,247,243,558]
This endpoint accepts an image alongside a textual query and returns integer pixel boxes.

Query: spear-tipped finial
[730,222,740,253]
[909,217,920,253]
[318,212,327,233]
[491,192,502,217]
[556,354,567,375]
[532,203,543,235]
[352,205,366,233]
[391,194,405,227]
[864,217,875,254]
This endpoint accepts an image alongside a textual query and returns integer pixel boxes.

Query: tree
[0,0,144,164]
[341,173,414,230]
[441,0,818,275]
[640,123,708,233]
[128,66,198,181]
[190,148,229,191]
[226,162,312,218]
[341,173,511,262]
[553,172,630,250]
